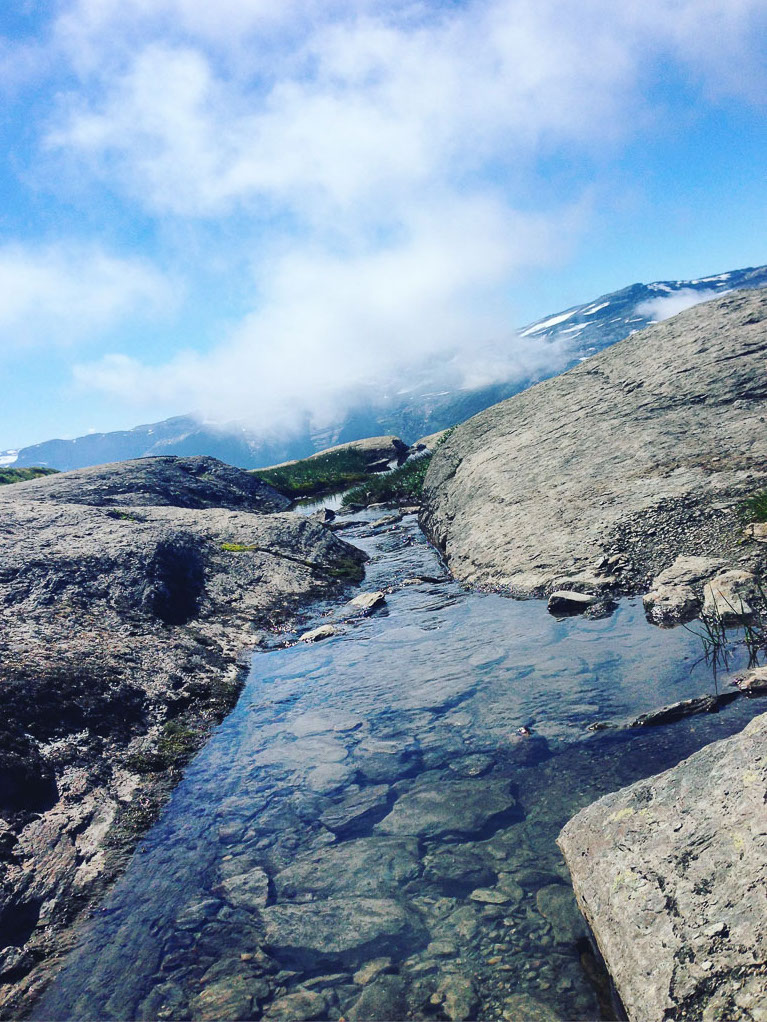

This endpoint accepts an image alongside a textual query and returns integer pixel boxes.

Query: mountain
[7,263,767,472]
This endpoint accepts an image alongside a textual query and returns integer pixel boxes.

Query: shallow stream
[36,511,765,1021]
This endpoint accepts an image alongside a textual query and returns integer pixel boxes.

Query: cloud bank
[7,0,767,433]
[635,288,723,323]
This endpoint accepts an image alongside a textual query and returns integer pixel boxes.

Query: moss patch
[253,448,383,499]
[0,466,59,486]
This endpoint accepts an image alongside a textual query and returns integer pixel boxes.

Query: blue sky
[1,0,766,450]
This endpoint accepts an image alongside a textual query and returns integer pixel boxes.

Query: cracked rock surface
[421,289,767,596]
[558,711,767,1022]
[0,456,366,1014]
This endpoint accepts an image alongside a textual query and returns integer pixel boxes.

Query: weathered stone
[352,957,393,985]
[746,522,767,543]
[469,887,511,905]
[422,846,496,889]
[736,666,767,692]
[262,989,328,1021]
[347,975,407,1021]
[629,695,721,727]
[319,784,391,834]
[190,975,255,1021]
[375,778,515,839]
[448,754,494,777]
[273,837,419,901]
[217,867,269,911]
[421,290,767,594]
[702,570,756,621]
[345,591,386,614]
[434,972,479,1021]
[502,993,563,1021]
[643,583,699,626]
[558,711,767,1022]
[0,455,367,1011]
[300,623,338,643]
[547,591,596,615]
[259,898,423,965]
[535,885,587,945]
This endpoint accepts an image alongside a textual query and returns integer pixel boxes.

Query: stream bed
[36,511,765,1021]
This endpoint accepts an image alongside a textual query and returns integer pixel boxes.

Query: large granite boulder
[421,290,767,595]
[558,712,767,1021]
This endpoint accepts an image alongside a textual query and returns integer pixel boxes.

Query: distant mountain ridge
[6,263,767,472]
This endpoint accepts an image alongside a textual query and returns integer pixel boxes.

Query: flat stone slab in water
[319,784,391,833]
[273,837,420,901]
[259,898,423,965]
[375,778,515,839]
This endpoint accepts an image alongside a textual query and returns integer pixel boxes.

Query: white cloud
[0,244,174,351]
[73,193,581,429]
[635,288,722,323]
[33,0,767,431]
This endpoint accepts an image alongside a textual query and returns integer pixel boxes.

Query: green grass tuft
[220,542,258,552]
[253,448,385,500]
[741,491,767,523]
[342,456,431,507]
[0,466,59,486]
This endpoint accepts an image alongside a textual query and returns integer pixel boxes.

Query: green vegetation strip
[253,448,378,499]
[0,466,59,485]
[742,490,767,523]
[342,456,431,507]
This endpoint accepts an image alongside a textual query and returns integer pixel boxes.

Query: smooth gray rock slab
[702,569,756,621]
[272,837,419,901]
[558,711,767,1021]
[375,778,515,839]
[259,898,423,965]
[421,290,767,593]
[319,784,391,834]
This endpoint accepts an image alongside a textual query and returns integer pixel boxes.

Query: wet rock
[469,887,511,905]
[629,695,723,727]
[190,975,255,1021]
[702,569,756,621]
[736,666,767,692]
[448,753,494,777]
[643,555,725,626]
[300,624,338,643]
[217,867,269,911]
[558,711,767,1021]
[502,993,562,1021]
[288,711,363,738]
[434,972,479,1021]
[347,975,407,1021]
[175,898,220,930]
[259,898,424,966]
[375,778,515,839]
[305,762,351,794]
[422,846,497,890]
[643,583,699,626]
[319,784,391,834]
[535,885,587,945]
[547,591,596,616]
[345,591,386,615]
[273,837,420,901]
[262,989,328,1021]
[136,981,187,1021]
[353,957,393,985]
[353,739,419,783]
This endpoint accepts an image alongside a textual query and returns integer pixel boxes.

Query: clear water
[35,513,764,1021]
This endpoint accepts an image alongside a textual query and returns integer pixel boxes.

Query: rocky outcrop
[0,457,366,1014]
[558,711,767,1022]
[259,435,409,473]
[421,290,767,597]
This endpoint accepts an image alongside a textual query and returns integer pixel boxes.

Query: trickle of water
[36,512,763,1022]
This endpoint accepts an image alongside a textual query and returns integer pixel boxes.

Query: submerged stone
[375,778,515,839]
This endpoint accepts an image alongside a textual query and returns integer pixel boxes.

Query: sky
[1,0,767,449]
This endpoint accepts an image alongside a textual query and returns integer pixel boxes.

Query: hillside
[421,288,767,595]
[6,263,767,473]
